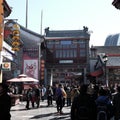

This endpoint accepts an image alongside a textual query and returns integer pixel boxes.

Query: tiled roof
[4,0,12,17]
[107,56,120,67]
[20,25,42,48]
[93,46,120,55]
[46,30,90,38]
[4,20,43,49]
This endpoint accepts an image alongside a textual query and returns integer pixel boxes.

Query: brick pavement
[10,100,71,120]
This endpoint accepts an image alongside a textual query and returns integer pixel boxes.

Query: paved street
[10,100,71,120]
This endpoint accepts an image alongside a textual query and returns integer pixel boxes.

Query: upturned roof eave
[4,0,12,17]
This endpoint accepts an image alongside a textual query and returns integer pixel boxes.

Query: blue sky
[6,0,120,46]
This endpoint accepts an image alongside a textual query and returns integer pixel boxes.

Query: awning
[90,70,103,77]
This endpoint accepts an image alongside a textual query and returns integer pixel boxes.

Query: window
[56,50,60,58]
[69,50,73,57]
[66,50,69,57]
[55,44,62,48]
[70,44,77,48]
[80,43,86,48]
[73,49,77,57]
[55,40,59,44]
[63,50,67,58]
[47,40,54,44]
[47,44,53,48]
[61,40,71,45]
[62,44,69,48]
[59,50,62,58]
[73,40,77,44]
[78,40,85,43]
[80,49,86,57]
[55,49,77,58]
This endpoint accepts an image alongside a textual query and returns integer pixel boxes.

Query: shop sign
[2,62,11,71]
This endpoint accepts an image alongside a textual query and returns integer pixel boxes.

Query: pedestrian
[55,84,64,114]
[61,85,67,107]
[0,82,12,120]
[71,84,97,120]
[41,85,46,101]
[113,85,120,120]
[31,87,36,108]
[66,87,71,106]
[46,85,53,106]
[35,86,40,108]
[96,87,113,120]
[25,88,32,109]
[71,87,80,103]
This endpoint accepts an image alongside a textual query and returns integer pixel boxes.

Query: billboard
[23,59,38,79]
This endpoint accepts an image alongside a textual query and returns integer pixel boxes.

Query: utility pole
[40,10,43,35]
[38,11,44,84]
[26,0,28,28]
[38,42,41,82]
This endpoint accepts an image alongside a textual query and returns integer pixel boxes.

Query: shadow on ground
[30,112,70,120]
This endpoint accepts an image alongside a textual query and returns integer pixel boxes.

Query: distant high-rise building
[104,33,120,46]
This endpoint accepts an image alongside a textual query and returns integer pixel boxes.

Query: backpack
[97,105,107,120]
[75,94,91,120]
[77,105,89,120]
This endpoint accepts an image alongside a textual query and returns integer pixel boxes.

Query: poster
[24,59,38,79]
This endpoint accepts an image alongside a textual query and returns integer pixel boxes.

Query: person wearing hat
[0,83,11,120]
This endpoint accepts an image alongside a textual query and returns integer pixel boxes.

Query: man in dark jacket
[55,84,64,114]
[0,83,11,120]
[96,88,113,120]
[71,84,97,120]
[113,86,120,120]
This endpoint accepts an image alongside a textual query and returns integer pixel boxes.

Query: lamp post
[103,55,108,87]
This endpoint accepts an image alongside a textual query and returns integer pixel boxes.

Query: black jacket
[0,92,11,120]
[71,93,97,120]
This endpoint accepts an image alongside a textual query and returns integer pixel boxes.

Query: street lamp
[103,55,108,87]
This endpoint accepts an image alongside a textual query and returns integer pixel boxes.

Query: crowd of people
[71,84,120,120]
[24,83,120,120]
[25,85,46,109]
[1,81,120,120]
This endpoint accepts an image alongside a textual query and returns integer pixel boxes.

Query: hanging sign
[2,62,11,71]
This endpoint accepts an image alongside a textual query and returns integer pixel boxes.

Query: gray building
[90,46,120,86]
[104,33,120,46]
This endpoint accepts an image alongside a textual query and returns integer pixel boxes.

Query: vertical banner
[24,59,38,79]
